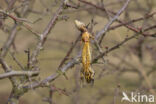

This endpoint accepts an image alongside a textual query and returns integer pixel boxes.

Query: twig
[93,38,105,62]
[58,34,81,69]
[78,0,108,13]
[7,0,17,10]
[92,33,138,63]
[0,9,41,37]
[0,57,11,72]
[30,0,66,66]
[10,52,25,70]
[0,57,17,85]
[92,24,156,63]
[108,12,156,30]
[24,48,31,69]
[0,9,35,23]
[78,0,156,38]
[0,70,39,79]
[96,0,131,40]
[22,23,40,37]
[79,0,131,40]
[0,24,17,57]
[25,56,80,89]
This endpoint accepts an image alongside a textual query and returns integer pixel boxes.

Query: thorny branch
[0,0,155,104]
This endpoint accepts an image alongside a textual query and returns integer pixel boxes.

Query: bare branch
[10,52,25,70]
[25,56,80,89]
[0,24,17,57]
[0,70,39,79]
[58,34,81,69]
[79,0,131,40]
[95,0,131,40]
[30,0,66,66]
[0,57,11,72]
[109,12,156,30]
[92,33,139,63]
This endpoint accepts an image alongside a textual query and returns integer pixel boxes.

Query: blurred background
[0,0,156,104]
